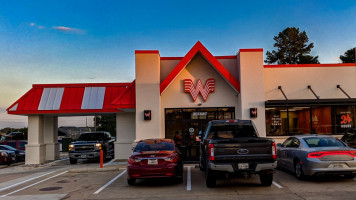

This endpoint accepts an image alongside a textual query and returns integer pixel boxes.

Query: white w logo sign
[184,79,215,102]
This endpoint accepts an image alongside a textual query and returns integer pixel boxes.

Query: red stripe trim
[160,41,240,94]
[160,56,236,60]
[264,63,356,68]
[8,109,120,115]
[239,48,263,52]
[135,50,159,54]
[32,83,130,88]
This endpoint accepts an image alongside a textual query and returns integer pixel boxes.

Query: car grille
[75,145,95,151]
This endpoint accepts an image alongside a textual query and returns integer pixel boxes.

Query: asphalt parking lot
[1,159,356,200]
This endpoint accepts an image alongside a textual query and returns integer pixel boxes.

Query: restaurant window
[266,107,288,136]
[312,106,332,135]
[334,106,356,134]
[288,107,311,135]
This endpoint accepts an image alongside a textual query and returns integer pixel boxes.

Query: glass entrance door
[165,107,235,162]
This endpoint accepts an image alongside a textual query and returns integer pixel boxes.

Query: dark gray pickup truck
[68,132,115,164]
[199,120,277,187]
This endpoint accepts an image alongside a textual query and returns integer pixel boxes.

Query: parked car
[1,132,27,141]
[68,132,115,164]
[0,145,25,162]
[0,150,13,165]
[341,129,356,148]
[127,138,184,185]
[277,135,356,179]
[0,140,27,150]
[199,120,277,187]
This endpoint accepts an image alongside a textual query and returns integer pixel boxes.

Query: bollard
[100,150,103,168]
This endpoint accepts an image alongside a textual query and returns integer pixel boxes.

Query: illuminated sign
[184,79,215,102]
[144,110,151,120]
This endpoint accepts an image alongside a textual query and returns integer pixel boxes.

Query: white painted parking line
[0,171,56,192]
[93,170,127,194]
[186,166,192,191]
[103,159,116,166]
[1,171,68,197]
[272,181,283,189]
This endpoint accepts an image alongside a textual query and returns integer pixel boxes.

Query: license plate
[148,159,158,165]
[80,155,87,159]
[238,163,249,169]
[329,163,345,169]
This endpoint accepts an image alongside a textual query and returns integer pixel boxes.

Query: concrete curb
[68,166,121,173]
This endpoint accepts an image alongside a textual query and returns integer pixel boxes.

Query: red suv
[127,138,183,185]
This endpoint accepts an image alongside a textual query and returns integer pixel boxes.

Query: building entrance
[165,107,235,162]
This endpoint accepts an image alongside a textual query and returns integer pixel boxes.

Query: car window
[77,133,105,141]
[291,138,300,147]
[0,146,5,150]
[207,124,257,139]
[304,137,345,147]
[282,138,293,147]
[134,141,175,152]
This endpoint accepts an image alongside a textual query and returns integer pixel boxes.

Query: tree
[340,48,355,63]
[94,115,116,137]
[265,27,319,64]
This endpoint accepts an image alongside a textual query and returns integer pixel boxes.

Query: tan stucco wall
[217,58,238,81]
[160,59,181,83]
[161,54,239,137]
[238,51,266,136]
[135,52,162,140]
[264,67,356,100]
[115,112,136,159]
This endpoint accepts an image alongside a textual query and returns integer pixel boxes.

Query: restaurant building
[7,42,356,164]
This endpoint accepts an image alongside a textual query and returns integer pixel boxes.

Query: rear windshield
[303,137,345,148]
[77,133,104,141]
[208,123,258,139]
[134,141,174,152]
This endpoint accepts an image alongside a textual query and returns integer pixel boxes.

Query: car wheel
[205,166,216,188]
[344,174,355,179]
[294,161,305,180]
[127,178,136,186]
[260,173,273,186]
[70,158,77,164]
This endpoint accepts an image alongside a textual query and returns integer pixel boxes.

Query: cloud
[29,22,45,29]
[52,26,85,34]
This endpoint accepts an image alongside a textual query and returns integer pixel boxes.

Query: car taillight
[308,151,356,158]
[128,157,141,164]
[272,142,277,159]
[208,144,215,161]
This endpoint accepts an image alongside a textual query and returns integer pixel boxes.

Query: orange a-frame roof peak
[160,41,240,94]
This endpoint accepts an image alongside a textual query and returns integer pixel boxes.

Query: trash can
[61,137,72,152]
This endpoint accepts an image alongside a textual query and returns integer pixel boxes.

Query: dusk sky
[0,0,355,129]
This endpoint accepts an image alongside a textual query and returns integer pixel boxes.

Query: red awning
[7,82,135,115]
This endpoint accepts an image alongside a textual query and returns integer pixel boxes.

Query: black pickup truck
[199,120,277,187]
[68,132,115,164]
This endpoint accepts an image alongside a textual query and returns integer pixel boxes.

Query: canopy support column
[26,115,46,164]
[44,116,59,161]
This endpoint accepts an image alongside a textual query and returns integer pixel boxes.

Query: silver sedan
[277,135,356,179]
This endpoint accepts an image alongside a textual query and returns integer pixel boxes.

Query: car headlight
[95,143,102,150]
[19,152,25,155]
[69,144,75,151]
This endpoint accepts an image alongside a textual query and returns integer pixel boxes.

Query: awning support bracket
[278,86,288,100]
[307,85,320,99]
[337,85,351,99]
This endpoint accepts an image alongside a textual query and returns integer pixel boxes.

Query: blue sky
[0,0,355,128]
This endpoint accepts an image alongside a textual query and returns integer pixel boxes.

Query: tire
[344,174,355,179]
[205,167,216,188]
[199,157,205,171]
[127,178,136,186]
[176,175,183,183]
[260,173,273,186]
[70,158,77,164]
[294,161,305,180]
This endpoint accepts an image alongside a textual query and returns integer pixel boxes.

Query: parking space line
[93,170,127,194]
[103,159,116,166]
[0,171,56,192]
[1,171,68,197]
[272,181,283,189]
[186,166,191,191]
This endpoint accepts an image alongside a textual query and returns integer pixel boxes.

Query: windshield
[208,123,258,139]
[304,137,345,148]
[77,133,105,141]
[134,141,174,152]
[2,145,17,151]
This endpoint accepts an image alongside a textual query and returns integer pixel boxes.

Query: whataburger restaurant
[7,41,356,164]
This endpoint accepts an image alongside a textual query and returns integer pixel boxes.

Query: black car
[68,132,115,164]
[0,145,25,162]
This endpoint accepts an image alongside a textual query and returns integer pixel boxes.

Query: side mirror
[277,143,282,147]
